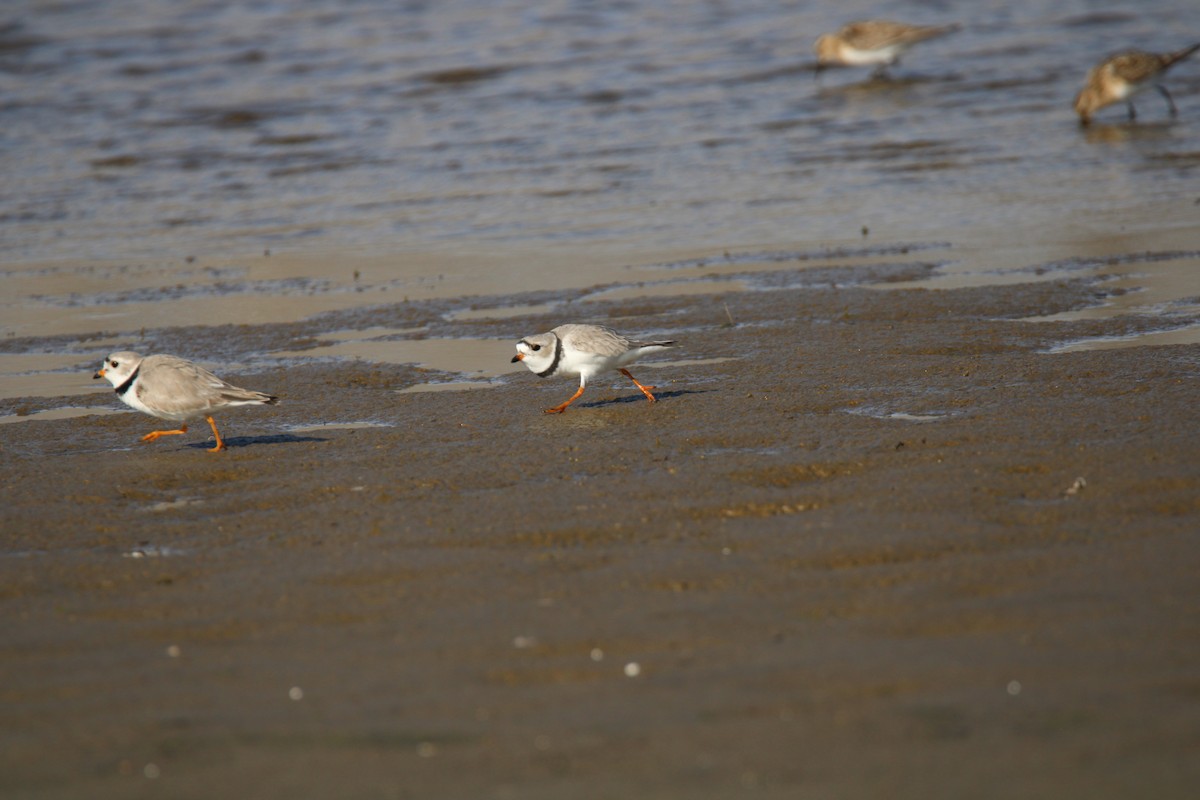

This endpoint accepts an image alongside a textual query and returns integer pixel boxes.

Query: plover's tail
[929,22,963,38]
[219,388,279,406]
[908,22,962,44]
[631,340,676,352]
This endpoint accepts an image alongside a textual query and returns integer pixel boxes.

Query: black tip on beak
[510,355,521,363]
[92,372,102,380]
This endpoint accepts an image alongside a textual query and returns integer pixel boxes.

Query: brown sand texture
[3,259,1199,799]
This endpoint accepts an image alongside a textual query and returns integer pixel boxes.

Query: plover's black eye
[110,360,118,368]
[532,344,541,351]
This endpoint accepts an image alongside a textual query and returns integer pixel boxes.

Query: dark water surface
[2,0,1199,402]
[3,0,1199,259]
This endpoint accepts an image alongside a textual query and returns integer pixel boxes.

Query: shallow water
[271,332,517,378]
[2,0,1199,399]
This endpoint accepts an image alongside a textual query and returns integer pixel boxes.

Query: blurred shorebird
[813,20,961,78]
[1074,44,1200,125]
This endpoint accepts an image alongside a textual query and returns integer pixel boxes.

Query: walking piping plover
[1073,45,1200,125]
[510,324,676,414]
[814,20,961,77]
[93,351,278,452]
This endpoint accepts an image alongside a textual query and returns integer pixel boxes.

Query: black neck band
[115,365,140,397]
[537,335,563,378]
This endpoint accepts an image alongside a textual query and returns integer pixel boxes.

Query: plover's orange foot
[140,428,186,443]
[203,416,226,452]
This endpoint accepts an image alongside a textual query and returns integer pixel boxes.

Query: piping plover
[93,351,277,452]
[1073,45,1200,125]
[510,324,676,414]
[813,20,961,77]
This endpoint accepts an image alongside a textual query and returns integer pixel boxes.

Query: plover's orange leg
[544,385,586,414]
[205,415,226,452]
[141,425,188,443]
[619,368,657,403]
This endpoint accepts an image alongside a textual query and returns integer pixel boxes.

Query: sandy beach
[4,256,1200,798]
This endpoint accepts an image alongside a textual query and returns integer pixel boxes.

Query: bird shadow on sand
[184,433,327,450]
[576,388,709,410]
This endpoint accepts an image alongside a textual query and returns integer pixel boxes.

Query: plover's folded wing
[556,324,633,358]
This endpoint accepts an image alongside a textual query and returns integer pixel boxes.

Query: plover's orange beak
[93,368,106,379]
[511,354,524,363]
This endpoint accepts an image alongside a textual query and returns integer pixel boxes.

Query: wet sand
[3,265,1199,798]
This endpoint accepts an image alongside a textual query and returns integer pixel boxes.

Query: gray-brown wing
[1108,51,1168,83]
[555,324,635,358]
[842,20,957,50]
[136,355,260,414]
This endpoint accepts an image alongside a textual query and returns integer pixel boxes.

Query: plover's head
[511,332,558,375]
[94,351,144,387]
